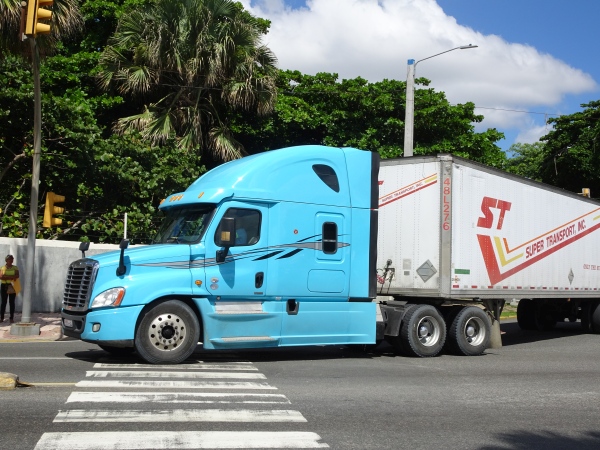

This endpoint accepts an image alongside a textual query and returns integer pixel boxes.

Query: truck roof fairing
[159,145,376,210]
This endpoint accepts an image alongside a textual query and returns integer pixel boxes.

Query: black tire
[582,300,600,334]
[98,345,135,356]
[447,306,491,356]
[517,299,536,330]
[398,304,446,357]
[134,300,201,364]
[534,302,557,331]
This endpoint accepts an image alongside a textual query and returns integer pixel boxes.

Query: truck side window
[313,164,340,193]
[322,222,338,254]
[215,208,261,247]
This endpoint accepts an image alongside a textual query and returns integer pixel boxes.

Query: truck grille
[63,259,98,311]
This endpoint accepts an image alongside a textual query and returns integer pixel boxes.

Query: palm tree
[97,0,278,161]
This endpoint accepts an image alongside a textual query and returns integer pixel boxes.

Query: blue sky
[243,0,600,151]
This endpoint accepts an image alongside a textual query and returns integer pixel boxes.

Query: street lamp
[403,44,478,157]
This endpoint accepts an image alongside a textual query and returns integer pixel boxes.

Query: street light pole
[403,44,478,158]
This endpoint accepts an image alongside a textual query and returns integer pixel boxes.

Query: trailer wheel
[582,300,600,333]
[517,299,536,330]
[134,300,200,364]
[98,345,135,356]
[397,304,446,357]
[447,306,491,356]
[534,303,557,331]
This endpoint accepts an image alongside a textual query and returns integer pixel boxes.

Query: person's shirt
[1,265,19,284]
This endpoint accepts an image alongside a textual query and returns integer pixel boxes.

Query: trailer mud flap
[380,304,411,337]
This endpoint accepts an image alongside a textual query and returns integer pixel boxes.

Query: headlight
[90,287,125,308]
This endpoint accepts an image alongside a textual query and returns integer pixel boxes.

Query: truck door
[200,203,283,345]
[279,211,373,346]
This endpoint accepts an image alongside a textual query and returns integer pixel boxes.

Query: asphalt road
[1,320,600,449]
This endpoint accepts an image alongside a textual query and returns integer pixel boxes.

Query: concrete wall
[0,237,122,313]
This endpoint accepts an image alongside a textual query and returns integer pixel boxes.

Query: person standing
[1,254,19,323]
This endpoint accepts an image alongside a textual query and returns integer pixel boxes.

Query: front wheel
[447,306,491,356]
[135,300,201,364]
[397,304,446,357]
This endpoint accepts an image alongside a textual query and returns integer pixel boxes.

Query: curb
[0,372,18,390]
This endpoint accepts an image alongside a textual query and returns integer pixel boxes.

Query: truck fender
[380,304,414,337]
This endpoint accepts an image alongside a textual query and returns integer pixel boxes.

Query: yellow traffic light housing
[43,192,65,227]
[24,0,53,36]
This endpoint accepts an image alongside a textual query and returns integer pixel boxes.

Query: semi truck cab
[61,145,380,364]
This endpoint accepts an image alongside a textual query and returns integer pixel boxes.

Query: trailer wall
[377,155,600,299]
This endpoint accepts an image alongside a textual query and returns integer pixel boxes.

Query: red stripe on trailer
[477,220,600,285]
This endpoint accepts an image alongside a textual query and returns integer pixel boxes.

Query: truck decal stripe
[501,207,600,254]
[378,173,438,208]
[135,238,350,268]
[478,219,600,285]
[277,249,303,259]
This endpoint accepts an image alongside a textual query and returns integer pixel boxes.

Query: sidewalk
[0,313,63,342]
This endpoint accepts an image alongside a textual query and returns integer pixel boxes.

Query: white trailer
[376,154,600,357]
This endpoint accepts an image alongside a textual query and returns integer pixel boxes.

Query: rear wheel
[582,300,600,333]
[135,300,200,364]
[447,306,491,356]
[534,302,557,331]
[517,299,536,330]
[397,304,446,357]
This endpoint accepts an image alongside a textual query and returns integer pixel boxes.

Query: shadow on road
[500,319,587,347]
[480,429,600,450]
[62,319,591,364]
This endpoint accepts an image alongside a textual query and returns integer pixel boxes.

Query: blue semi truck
[62,145,380,363]
[62,145,600,363]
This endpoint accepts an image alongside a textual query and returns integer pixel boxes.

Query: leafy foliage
[233,70,506,167]
[539,101,600,196]
[97,0,278,161]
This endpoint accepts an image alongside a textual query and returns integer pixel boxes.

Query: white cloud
[243,0,597,133]
[515,124,553,145]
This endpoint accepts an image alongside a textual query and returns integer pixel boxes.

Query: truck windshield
[152,205,216,245]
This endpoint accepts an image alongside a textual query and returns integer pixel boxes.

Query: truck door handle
[287,299,299,315]
[255,272,264,288]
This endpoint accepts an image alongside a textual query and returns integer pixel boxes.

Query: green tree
[97,0,278,162]
[539,100,600,196]
[505,142,546,181]
[233,70,506,167]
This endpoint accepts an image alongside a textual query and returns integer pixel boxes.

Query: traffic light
[43,192,65,227]
[24,0,53,36]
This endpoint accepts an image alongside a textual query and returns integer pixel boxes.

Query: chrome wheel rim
[147,313,187,352]
[463,317,486,347]
[416,316,442,347]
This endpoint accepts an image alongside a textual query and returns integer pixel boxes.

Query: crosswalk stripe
[75,380,277,389]
[54,408,307,422]
[93,363,257,371]
[34,431,329,449]
[66,391,291,404]
[85,370,266,379]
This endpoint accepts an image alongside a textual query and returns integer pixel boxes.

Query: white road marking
[54,408,307,422]
[85,370,265,379]
[66,391,291,404]
[75,380,277,389]
[34,431,329,449]
[93,362,257,371]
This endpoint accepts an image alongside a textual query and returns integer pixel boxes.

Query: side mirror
[116,239,130,276]
[216,217,235,263]
[79,242,90,258]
